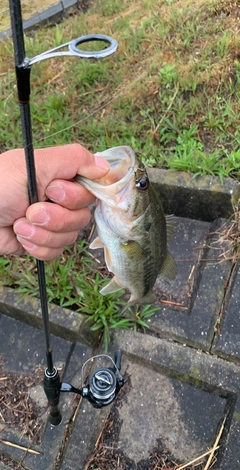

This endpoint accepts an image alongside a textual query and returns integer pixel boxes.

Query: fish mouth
[76,146,136,207]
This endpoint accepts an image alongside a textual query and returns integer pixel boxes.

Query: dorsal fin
[159,250,177,280]
[165,214,175,243]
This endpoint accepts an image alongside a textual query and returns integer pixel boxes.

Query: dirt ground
[0,360,46,468]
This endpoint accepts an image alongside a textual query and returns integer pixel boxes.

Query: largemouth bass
[76,146,177,311]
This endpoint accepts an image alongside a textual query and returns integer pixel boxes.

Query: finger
[17,241,65,261]
[0,227,26,256]
[23,203,91,232]
[45,179,95,209]
[16,226,78,249]
[34,144,110,199]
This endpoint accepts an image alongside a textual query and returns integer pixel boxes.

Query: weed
[216,31,231,60]
[97,0,123,17]
[0,241,158,350]
[158,64,179,88]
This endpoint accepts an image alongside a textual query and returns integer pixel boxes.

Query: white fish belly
[93,203,160,299]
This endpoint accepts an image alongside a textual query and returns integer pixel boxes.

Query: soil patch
[0,359,46,467]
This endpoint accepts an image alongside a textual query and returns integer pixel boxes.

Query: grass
[0,0,240,346]
[0,240,158,350]
[0,0,240,179]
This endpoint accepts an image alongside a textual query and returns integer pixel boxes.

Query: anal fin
[121,290,156,314]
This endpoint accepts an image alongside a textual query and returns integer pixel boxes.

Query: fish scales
[76,146,177,311]
[96,190,165,298]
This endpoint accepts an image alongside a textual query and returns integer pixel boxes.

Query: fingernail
[16,237,37,251]
[94,155,110,171]
[46,185,65,202]
[14,221,35,238]
[29,207,50,225]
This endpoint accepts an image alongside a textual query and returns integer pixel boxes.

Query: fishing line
[8,0,123,426]
[35,64,152,144]
[35,96,118,144]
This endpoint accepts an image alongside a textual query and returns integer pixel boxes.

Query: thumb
[35,144,110,195]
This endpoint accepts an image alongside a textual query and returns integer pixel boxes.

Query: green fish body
[76,146,177,311]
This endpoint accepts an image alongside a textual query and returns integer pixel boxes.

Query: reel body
[47,350,124,414]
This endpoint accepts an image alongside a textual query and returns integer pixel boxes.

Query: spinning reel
[44,350,124,424]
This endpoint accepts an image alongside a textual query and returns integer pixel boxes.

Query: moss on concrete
[148,168,240,221]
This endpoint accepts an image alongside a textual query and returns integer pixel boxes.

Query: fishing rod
[8,0,123,425]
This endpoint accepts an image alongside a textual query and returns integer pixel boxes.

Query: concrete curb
[0,170,239,336]
[149,168,240,221]
[0,284,99,347]
[0,1,79,41]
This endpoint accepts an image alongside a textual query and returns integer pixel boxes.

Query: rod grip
[44,367,62,425]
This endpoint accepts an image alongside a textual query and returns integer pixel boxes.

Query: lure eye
[135,176,149,191]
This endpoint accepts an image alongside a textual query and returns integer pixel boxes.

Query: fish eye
[136,176,149,191]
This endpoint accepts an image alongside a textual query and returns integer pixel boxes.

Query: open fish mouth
[94,146,135,185]
[76,146,137,207]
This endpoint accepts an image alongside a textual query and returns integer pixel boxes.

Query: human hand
[0,144,109,260]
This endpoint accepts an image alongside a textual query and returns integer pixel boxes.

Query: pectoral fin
[90,239,113,272]
[120,240,143,260]
[159,250,177,281]
[100,276,123,295]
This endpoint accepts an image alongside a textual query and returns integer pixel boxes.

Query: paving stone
[116,361,225,463]
[111,329,240,468]
[0,314,71,373]
[213,260,240,362]
[62,0,77,8]
[61,399,110,470]
[149,217,232,351]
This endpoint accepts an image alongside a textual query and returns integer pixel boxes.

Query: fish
[76,146,177,312]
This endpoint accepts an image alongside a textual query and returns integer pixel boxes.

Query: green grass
[0,0,240,346]
[0,241,158,350]
[0,0,240,178]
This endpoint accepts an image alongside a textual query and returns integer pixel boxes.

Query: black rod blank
[9,0,53,371]
[9,0,61,424]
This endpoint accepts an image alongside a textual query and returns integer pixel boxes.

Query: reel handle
[114,349,122,372]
